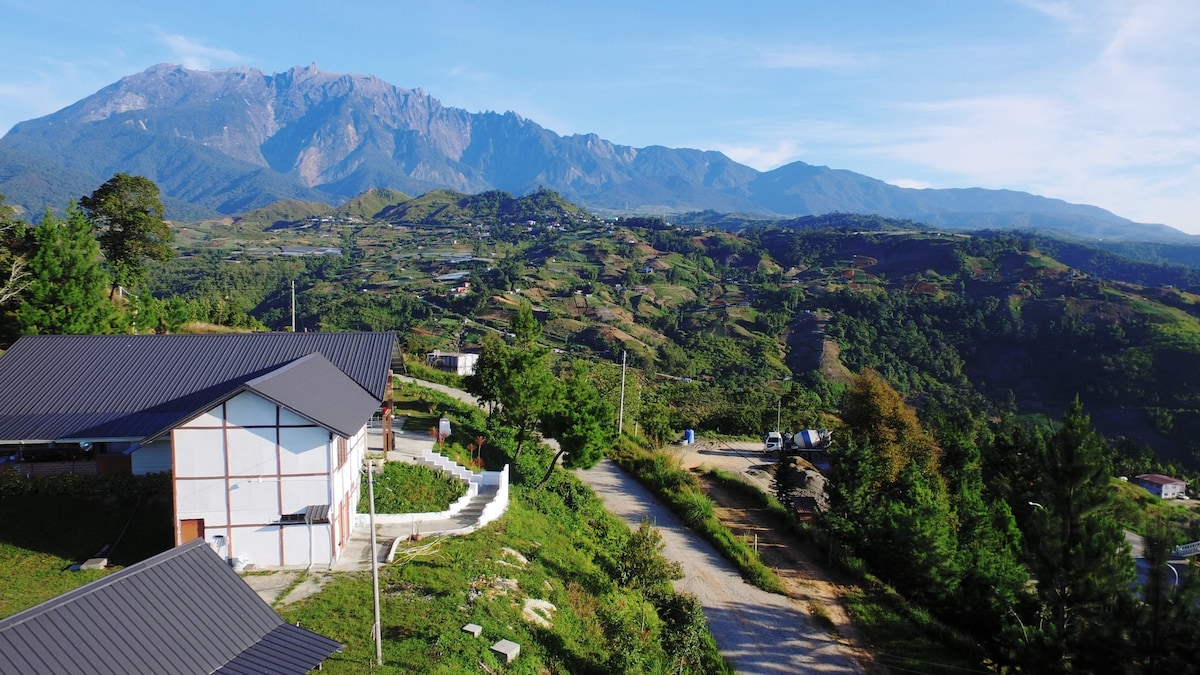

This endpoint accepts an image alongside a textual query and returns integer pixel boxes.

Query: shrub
[360,461,466,513]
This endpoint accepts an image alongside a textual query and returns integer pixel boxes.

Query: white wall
[172,391,367,568]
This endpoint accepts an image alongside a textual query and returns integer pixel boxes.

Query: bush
[360,461,466,513]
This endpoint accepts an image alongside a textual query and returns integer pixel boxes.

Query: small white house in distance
[427,350,480,376]
[1135,473,1188,499]
[0,332,396,570]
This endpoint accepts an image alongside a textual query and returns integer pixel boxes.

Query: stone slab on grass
[491,639,520,664]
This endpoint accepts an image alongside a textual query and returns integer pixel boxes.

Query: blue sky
[2,0,1199,233]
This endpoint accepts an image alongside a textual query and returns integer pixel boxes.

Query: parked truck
[764,429,833,459]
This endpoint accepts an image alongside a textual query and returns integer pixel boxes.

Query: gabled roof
[0,332,395,443]
[0,539,341,675]
[1136,473,1186,486]
[227,352,381,440]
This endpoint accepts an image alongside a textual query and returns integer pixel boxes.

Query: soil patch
[695,473,883,674]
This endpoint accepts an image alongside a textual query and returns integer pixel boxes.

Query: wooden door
[180,518,204,543]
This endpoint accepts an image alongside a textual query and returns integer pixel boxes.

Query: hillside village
[4,182,1200,672]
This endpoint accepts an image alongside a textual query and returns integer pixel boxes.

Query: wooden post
[383,370,394,456]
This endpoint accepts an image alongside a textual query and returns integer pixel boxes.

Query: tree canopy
[81,173,172,298]
[18,204,114,335]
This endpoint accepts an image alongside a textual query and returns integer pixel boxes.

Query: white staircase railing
[1173,540,1200,558]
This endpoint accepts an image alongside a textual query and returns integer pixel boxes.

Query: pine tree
[841,368,938,480]
[940,426,1029,656]
[821,436,883,553]
[871,460,961,605]
[1023,398,1136,670]
[772,455,800,509]
[18,205,114,335]
[1130,527,1200,672]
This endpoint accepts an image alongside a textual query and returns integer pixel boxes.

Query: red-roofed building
[1135,473,1187,499]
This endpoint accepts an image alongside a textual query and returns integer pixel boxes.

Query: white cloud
[886,178,933,190]
[1015,0,1081,25]
[754,44,869,70]
[713,140,806,170]
[156,32,246,70]
[831,0,1200,230]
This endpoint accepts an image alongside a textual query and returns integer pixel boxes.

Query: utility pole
[367,461,382,666]
[777,399,782,432]
[290,280,296,332]
[618,350,627,435]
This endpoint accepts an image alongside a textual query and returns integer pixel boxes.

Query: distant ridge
[0,63,1192,242]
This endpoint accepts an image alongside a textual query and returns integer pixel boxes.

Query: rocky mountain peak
[0,64,1186,241]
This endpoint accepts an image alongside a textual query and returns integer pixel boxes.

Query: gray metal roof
[0,332,395,443]
[239,352,382,440]
[0,539,341,674]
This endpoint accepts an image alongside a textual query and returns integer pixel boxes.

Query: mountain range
[0,63,1191,243]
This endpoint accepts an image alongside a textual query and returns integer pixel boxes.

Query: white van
[764,431,783,453]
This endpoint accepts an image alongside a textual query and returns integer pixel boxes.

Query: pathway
[578,460,864,674]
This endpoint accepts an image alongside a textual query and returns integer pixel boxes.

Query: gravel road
[577,460,864,674]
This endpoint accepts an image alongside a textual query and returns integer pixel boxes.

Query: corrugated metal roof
[0,539,341,674]
[0,332,394,443]
[240,352,382,439]
[215,623,342,674]
[1136,473,1186,486]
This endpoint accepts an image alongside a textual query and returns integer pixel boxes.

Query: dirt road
[577,460,864,674]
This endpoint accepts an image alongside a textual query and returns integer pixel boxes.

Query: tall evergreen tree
[18,205,114,335]
[80,173,172,298]
[1023,398,1136,671]
[821,436,883,552]
[940,425,1029,658]
[1129,527,1200,672]
[872,460,962,605]
[841,368,938,480]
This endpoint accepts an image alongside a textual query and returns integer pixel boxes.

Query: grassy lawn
[0,473,173,619]
[282,480,728,674]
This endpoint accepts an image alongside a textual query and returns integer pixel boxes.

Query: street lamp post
[367,461,383,666]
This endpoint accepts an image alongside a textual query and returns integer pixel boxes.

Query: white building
[0,332,396,569]
[1135,473,1187,499]
[427,350,480,376]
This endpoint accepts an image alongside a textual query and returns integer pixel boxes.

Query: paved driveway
[577,460,864,674]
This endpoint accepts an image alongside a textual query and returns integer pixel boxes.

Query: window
[337,437,348,468]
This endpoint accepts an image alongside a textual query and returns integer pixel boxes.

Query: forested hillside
[8,183,1200,473]
[116,191,1200,472]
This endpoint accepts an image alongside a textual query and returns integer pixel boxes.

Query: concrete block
[491,639,520,664]
[462,623,483,638]
[80,558,108,570]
